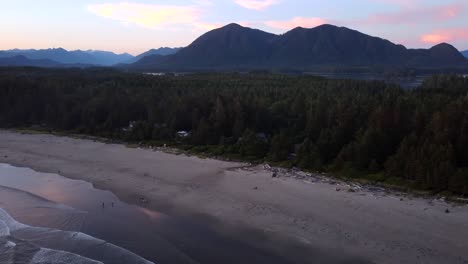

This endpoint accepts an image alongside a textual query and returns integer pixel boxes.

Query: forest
[1,67,468,195]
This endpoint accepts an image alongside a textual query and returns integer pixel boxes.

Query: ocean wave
[0,208,155,264]
[0,208,27,232]
[1,238,103,264]
[30,248,104,264]
[0,220,10,237]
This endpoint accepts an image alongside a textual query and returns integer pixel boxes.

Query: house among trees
[122,121,137,132]
[176,131,190,138]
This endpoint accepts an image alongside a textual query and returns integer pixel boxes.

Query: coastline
[1,129,468,264]
[13,128,463,202]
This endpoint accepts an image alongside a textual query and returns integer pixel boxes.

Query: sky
[1,0,467,55]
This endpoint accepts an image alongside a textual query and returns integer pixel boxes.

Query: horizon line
[1,23,466,55]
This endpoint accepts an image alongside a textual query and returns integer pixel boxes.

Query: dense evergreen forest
[1,67,468,195]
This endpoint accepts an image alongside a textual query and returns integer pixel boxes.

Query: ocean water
[0,163,371,264]
[304,72,428,89]
[0,197,153,264]
[0,163,157,264]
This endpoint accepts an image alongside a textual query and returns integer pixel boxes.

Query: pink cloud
[265,17,327,30]
[237,21,252,27]
[87,3,200,29]
[420,28,468,44]
[88,2,226,34]
[234,0,278,10]
[360,3,464,25]
[421,34,451,44]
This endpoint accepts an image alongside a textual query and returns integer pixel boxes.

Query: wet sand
[0,164,313,264]
[1,130,468,264]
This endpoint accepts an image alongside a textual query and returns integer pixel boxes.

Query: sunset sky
[1,0,467,55]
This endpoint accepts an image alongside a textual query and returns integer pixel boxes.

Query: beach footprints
[100,201,116,209]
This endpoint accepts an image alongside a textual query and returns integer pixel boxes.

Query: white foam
[4,241,15,248]
[69,232,155,264]
[69,231,100,242]
[30,248,103,264]
[0,208,27,231]
[0,220,10,236]
[0,208,156,264]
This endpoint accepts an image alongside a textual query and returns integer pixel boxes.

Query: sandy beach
[1,130,467,264]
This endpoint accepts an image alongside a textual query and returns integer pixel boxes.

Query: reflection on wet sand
[0,164,331,264]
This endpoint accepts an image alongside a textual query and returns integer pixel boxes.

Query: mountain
[130,54,167,69]
[147,47,181,56]
[269,24,407,67]
[0,55,60,67]
[462,50,468,58]
[130,23,467,71]
[84,50,133,65]
[406,43,467,66]
[146,23,277,69]
[126,47,181,64]
[0,48,133,66]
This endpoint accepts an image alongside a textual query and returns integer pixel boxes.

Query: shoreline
[1,130,468,263]
[14,128,468,203]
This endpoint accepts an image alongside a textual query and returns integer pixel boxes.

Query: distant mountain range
[129,23,467,71]
[0,47,181,67]
[462,50,468,58]
[1,24,465,71]
[0,48,131,66]
[0,55,60,67]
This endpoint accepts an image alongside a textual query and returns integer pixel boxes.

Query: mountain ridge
[0,48,132,66]
[130,23,467,71]
[0,47,182,67]
[126,47,181,64]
